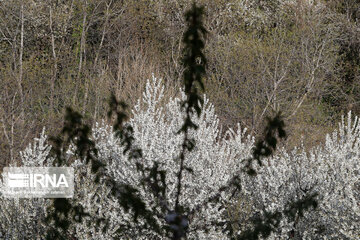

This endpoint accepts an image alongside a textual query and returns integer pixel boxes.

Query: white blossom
[3,75,359,239]
[0,128,52,239]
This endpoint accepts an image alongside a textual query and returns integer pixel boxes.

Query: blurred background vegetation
[1,0,360,166]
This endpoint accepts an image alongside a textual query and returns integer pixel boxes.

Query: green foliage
[245,113,286,175]
[175,2,207,215]
[181,2,207,111]
[46,107,102,239]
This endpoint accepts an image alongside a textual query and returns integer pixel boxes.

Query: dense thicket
[2,0,360,165]
[0,77,358,239]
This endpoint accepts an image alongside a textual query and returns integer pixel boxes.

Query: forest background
[1,0,360,166]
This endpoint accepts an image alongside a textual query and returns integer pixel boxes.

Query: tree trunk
[73,1,87,106]
[49,6,57,114]
[18,2,24,121]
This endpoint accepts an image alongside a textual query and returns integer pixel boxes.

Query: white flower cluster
[1,75,359,239]
[242,112,360,239]
[0,128,51,239]
[88,76,254,239]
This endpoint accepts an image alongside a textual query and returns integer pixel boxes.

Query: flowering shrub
[71,75,255,239]
[1,76,359,239]
[0,128,51,239]
[242,111,360,239]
